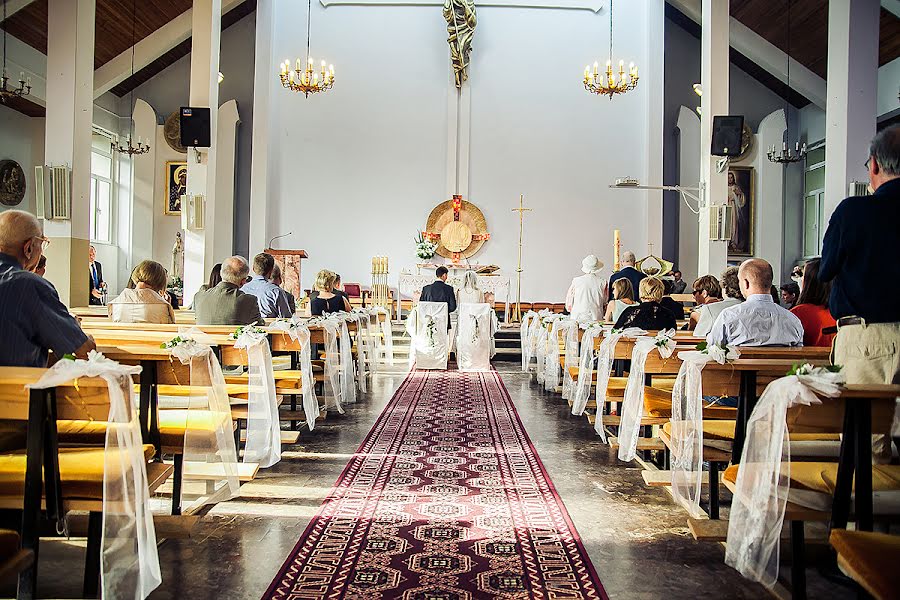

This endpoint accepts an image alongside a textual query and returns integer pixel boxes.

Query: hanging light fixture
[583,0,638,100]
[279,0,334,97]
[0,0,31,102]
[112,0,150,156]
[767,0,806,164]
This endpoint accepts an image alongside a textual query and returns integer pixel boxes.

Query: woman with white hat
[564,255,608,323]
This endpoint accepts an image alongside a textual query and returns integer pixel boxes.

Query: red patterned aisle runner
[263,369,607,600]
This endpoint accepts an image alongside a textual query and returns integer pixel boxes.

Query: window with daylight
[802,144,826,258]
[90,132,115,244]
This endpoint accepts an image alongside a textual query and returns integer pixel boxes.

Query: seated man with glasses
[0,209,95,367]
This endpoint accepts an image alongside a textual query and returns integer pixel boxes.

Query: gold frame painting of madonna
[726,166,754,256]
[165,161,187,215]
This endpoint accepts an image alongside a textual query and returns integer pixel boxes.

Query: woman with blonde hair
[603,278,637,323]
[108,260,176,323]
[310,269,351,315]
[613,277,677,330]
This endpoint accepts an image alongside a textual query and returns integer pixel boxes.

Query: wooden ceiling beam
[92,0,243,98]
[667,0,827,108]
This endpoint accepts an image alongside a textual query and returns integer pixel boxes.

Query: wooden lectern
[266,249,308,301]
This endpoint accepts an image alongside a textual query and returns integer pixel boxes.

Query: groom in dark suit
[419,266,456,328]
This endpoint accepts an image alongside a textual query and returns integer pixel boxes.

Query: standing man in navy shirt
[609,250,646,297]
[820,125,900,456]
[0,210,95,367]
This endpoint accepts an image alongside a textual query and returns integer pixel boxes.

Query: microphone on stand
[267,232,293,249]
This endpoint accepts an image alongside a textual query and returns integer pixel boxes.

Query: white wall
[257,1,664,301]
[0,105,44,215]
[877,56,900,119]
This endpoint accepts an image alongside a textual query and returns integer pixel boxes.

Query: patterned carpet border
[262,368,608,600]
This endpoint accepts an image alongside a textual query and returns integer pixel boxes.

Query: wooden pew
[0,367,174,597]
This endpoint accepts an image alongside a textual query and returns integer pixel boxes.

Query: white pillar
[248,0,275,255]
[698,0,729,278]
[823,0,879,222]
[42,0,95,306]
[676,106,701,284]
[183,0,222,305]
[643,0,665,257]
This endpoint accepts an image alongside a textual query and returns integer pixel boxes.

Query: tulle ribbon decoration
[725,365,844,588]
[269,319,320,430]
[232,325,281,468]
[28,351,162,600]
[163,327,240,510]
[316,318,344,413]
[372,307,395,366]
[519,311,538,372]
[335,316,357,404]
[560,322,581,401]
[617,329,677,461]
[348,313,370,394]
[544,319,577,392]
[669,345,739,517]
[593,327,647,440]
[571,324,604,417]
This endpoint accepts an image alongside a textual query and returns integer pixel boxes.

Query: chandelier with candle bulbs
[1,0,31,103]
[110,0,150,156]
[767,0,806,164]
[583,0,637,99]
[279,0,334,96]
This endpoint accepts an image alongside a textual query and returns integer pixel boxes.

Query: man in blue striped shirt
[0,210,95,367]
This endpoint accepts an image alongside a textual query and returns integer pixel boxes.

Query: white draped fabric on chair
[405,301,450,370]
[456,303,497,372]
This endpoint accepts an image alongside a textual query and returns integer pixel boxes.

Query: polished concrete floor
[21,365,851,599]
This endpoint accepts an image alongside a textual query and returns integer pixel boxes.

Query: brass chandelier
[112,0,150,156]
[0,0,31,103]
[583,0,637,99]
[279,0,334,97]
[767,0,806,164]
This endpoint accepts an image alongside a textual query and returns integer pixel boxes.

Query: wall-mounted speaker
[711,115,744,157]
[179,107,211,148]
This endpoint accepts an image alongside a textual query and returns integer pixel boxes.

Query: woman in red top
[790,258,837,347]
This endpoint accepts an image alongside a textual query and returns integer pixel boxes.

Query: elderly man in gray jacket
[194,256,263,326]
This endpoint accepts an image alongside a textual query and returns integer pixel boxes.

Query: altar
[398,271,511,322]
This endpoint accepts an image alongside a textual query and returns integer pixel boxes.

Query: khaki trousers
[833,321,900,459]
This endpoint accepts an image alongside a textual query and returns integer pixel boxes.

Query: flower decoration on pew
[694,341,739,364]
[653,328,677,359]
[787,363,842,377]
[469,314,480,344]
[160,335,188,349]
[228,325,267,341]
[424,315,438,348]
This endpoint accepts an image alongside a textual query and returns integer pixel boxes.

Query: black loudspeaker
[179,107,211,147]
[711,115,744,157]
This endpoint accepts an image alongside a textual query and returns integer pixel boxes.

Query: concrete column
[248,0,275,255]
[42,0,95,306]
[697,0,729,277]
[643,0,665,258]
[823,0,879,221]
[183,0,222,305]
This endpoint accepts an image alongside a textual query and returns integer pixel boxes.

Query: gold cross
[511,194,532,322]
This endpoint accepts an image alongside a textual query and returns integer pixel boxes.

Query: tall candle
[614,229,621,271]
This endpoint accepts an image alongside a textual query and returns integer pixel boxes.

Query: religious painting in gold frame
[165,161,187,215]
[726,166,754,257]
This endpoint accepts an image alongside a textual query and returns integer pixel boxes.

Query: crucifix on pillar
[511,194,532,323]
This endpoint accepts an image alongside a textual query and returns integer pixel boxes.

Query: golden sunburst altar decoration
[423,195,490,261]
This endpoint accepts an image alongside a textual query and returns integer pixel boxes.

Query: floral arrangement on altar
[414,232,438,261]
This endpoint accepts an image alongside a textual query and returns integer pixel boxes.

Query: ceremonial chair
[456,303,497,372]
[0,367,172,599]
[406,302,450,370]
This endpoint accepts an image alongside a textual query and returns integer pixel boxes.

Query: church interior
[0,0,899,598]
